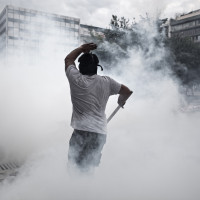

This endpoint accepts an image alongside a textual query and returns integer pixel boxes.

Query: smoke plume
[0,15,200,200]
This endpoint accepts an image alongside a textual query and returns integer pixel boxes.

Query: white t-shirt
[66,65,121,134]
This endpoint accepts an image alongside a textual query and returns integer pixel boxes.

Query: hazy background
[1,0,200,27]
[0,0,200,200]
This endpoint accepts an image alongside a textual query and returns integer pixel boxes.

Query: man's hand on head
[65,43,97,70]
[80,43,97,53]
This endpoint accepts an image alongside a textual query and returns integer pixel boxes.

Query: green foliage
[167,36,200,84]
[87,15,142,67]
[89,15,200,85]
[110,15,131,30]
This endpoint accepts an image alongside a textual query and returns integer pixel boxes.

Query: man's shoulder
[66,64,76,73]
[94,75,112,85]
[66,65,80,76]
[97,75,110,80]
[65,64,82,84]
[97,75,118,83]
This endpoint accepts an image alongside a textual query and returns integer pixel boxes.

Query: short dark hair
[78,53,99,75]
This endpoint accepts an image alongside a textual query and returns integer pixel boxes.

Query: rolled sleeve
[109,77,121,95]
[65,65,81,84]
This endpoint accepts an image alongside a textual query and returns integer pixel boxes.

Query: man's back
[66,65,121,134]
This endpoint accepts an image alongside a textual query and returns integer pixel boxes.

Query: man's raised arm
[65,43,97,71]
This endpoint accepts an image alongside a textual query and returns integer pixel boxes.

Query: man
[65,43,132,172]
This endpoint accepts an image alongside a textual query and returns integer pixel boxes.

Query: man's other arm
[118,84,133,107]
[65,43,97,71]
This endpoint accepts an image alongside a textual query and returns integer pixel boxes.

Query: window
[20,23,25,29]
[20,15,25,20]
[8,28,14,36]
[21,30,29,39]
[197,20,200,25]
[189,21,195,27]
[183,23,188,28]
[24,15,31,21]
[75,24,79,29]
[14,22,19,28]
[20,31,25,38]
[182,21,195,29]
[14,14,20,19]
[25,23,31,29]
[65,23,70,28]
[14,28,19,37]
[8,13,13,18]
[70,22,75,28]
[8,9,14,13]
[172,24,182,31]
[8,21,14,27]
[60,21,65,26]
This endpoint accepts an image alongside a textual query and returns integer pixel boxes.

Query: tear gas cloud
[0,15,200,200]
[1,0,200,27]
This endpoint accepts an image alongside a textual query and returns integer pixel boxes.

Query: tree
[166,35,200,85]
[88,15,200,85]
[86,15,142,67]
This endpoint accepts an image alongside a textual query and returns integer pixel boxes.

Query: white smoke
[0,17,200,200]
[1,0,200,27]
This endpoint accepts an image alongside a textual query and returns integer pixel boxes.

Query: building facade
[169,9,200,43]
[0,5,106,58]
[0,5,80,57]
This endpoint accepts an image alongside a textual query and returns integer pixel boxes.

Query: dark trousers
[68,129,106,171]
